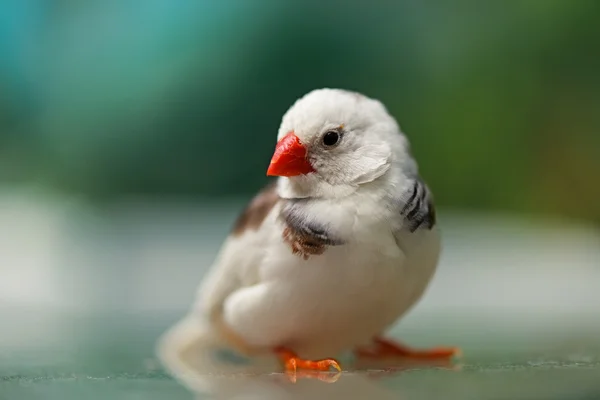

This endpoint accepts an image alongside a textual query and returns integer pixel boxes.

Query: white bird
[192,88,458,373]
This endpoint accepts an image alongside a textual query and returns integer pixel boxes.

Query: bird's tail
[156,313,279,393]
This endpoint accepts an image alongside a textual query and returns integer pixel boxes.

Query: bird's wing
[397,177,437,234]
[195,181,281,322]
[391,176,441,312]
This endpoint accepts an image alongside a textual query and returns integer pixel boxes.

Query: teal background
[1,2,599,399]
[1,1,599,223]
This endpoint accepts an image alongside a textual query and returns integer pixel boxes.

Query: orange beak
[266,132,315,177]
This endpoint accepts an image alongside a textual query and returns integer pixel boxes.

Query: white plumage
[191,88,442,362]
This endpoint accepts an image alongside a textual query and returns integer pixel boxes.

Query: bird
[192,88,459,374]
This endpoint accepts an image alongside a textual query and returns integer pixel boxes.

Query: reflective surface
[2,309,599,400]
[1,199,599,399]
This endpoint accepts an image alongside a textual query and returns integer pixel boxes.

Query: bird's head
[267,88,416,199]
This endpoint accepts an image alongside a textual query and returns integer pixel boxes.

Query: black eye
[322,131,340,147]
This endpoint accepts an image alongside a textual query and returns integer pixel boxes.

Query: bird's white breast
[255,203,440,359]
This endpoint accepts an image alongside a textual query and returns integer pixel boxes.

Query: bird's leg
[356,337,460,359]
[275,347,342,373]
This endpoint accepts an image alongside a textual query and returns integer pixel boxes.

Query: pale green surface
[1,201,600,399]
[2,311,600,400]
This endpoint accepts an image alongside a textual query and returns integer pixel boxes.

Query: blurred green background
[1,1,599,224]
[2,2,600,399]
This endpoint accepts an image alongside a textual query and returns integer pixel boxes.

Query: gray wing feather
[399,178,437,233]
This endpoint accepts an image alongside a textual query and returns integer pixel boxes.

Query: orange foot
[275,347,342,375]
[356,337,461,359]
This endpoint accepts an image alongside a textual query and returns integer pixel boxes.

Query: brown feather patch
[282,226,327,260]
[231,182,279,236]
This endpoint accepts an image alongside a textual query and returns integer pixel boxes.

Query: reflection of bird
[157,313,428,399]
[189,89,459,372]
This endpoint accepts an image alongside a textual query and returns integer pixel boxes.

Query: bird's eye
[322,131,340,147]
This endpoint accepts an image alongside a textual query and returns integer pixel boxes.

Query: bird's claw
[275,346,342,383]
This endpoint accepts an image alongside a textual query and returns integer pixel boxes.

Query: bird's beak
[266,132,315,177]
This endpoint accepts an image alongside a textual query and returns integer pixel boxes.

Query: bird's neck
[276,161,412,203]
[276,176,355,200]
